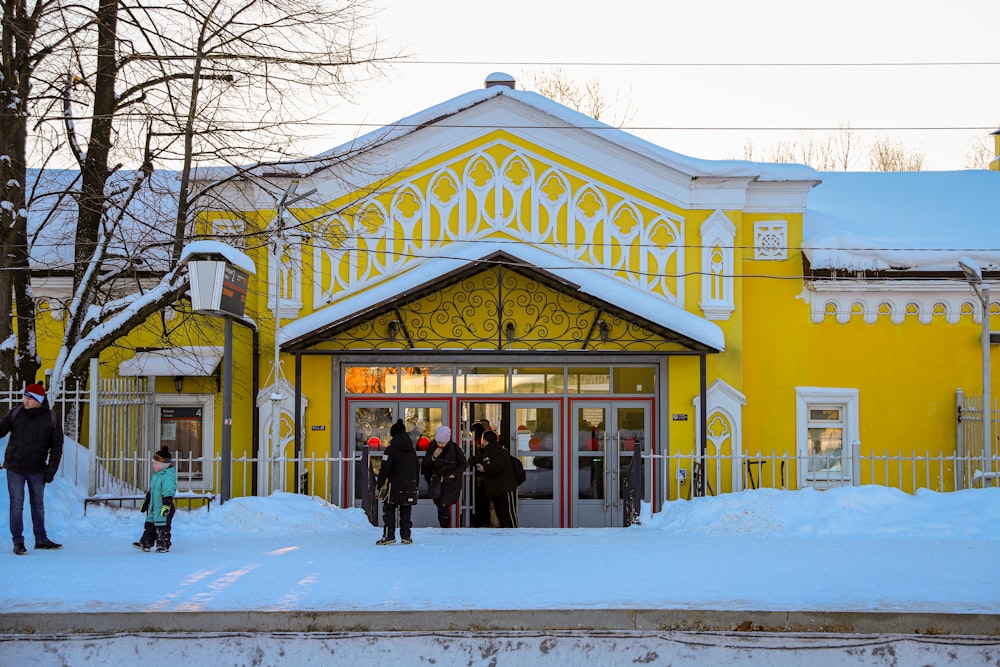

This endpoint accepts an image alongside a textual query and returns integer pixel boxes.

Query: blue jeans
[7,470,48,545]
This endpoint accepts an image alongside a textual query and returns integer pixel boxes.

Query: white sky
[313,0,1000,170]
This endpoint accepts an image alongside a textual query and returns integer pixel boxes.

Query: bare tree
[524,67,637,128]
[744,124,859,171]
[0,0,92,385]
[964,133,994,170]
[868,135,924,172]
[4,0,397,390]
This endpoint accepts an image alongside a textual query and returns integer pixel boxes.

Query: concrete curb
[3,609,999,636]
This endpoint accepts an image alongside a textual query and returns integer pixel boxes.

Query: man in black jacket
[375,419,419,545]
[0,383,64,555]
[474,430,518,528]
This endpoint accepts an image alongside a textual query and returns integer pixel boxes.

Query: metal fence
[0,375,90,489]
[957,389,999,489]
[653,445,1000,503]
[5,371,1000,508]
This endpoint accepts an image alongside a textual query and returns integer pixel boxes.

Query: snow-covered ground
[3,439,999,615]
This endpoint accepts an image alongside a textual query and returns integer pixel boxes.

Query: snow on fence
[652,446,1000,502]
[4,373,997,507]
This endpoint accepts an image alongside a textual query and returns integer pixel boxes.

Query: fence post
[88,358,99,497]
[956,389,966,489]
[852,440,861,487]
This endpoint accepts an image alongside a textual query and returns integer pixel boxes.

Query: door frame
[509,400,561,528]
[346,398,452,527]
[570,399,653,527]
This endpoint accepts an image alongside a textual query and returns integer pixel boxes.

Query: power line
[397,59,1000,68]
[302,122,994,132]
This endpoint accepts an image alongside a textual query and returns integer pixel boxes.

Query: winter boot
[376,528,395,546]
[13,543,26,556]
[401,537,413,545]
[438,516,451,528]
[155,527,171,553]
[132,542,151,552]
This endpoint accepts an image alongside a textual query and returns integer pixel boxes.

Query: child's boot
[155,527,171,553]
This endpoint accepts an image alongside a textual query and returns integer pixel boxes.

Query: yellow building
[33,74,1000,528]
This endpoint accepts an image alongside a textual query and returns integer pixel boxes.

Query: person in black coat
[421,425,467,528]
[0,383,64,554]
[473,430,518,528]
[374,419,419,545]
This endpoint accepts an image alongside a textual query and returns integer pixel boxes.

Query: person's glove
[159,497,173,516]
[43,471,54,484]
[140,492,150,513]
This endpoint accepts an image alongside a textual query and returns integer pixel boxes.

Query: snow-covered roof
[307,85,819,184]
[28,169,180,272]
[803,171,1000,272]
[118,346,223,377]
[180,240,256,275]
[279,242,725,352]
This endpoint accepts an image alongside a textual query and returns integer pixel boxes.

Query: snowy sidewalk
[2,475,1000,623]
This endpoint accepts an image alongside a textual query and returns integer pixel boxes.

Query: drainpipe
[699,353,707,497]
[231,318,260,496]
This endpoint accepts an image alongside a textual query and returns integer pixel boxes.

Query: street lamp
[959,256,992,473]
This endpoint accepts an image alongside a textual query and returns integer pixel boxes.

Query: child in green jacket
[133,446,177,553]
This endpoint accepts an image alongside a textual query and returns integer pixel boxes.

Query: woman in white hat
[420,425,468,528]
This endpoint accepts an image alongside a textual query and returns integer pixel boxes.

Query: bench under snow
[83,491,216,515]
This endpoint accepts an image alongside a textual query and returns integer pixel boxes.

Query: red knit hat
[24,383,46,403]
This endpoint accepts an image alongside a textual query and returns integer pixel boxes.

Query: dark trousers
[6,470,48,545]
[139,506,176,549]
[434,500,452,528]
[491,490,518,528]
[382,501,412,540]
[472,475,491,527]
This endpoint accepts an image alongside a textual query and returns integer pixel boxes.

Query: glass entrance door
[573,401,650,527]
[350,400,449,528]
[511,402,560,528]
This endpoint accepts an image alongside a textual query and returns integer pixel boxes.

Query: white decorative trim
[800,280,995,324]
[693,379,747,490]
[310,138,687,309]
[795,386,859,489]
[699,211,736,321]
[753,221,788,260]
[154,392,216,491]
[268,227,304,319]
[256,377,308,494]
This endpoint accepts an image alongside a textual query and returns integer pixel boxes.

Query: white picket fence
[653,446,1000,503]
[3,373,998,506]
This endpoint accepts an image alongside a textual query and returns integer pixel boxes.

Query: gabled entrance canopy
[280,244,724,353]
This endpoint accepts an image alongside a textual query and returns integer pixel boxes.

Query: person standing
[0,383,63,555]
[474,430,518,528]
[421,425,467,528]
[470,422,492,527]
[375,419,419,545]
[133,446,178,553]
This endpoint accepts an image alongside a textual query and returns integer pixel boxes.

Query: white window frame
[155,392,216,491]
[795,387,859,489]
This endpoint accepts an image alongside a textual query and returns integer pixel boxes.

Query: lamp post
[182,241,255,503]
[269,181,317,494]
[959,256,992,472]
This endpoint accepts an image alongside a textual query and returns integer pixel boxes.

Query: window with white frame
[156,393,215,491]
[795,387,859,489]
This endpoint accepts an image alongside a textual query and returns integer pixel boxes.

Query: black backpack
[509,452,526,486]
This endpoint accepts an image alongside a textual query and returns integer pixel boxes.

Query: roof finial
[485,72,516,90]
